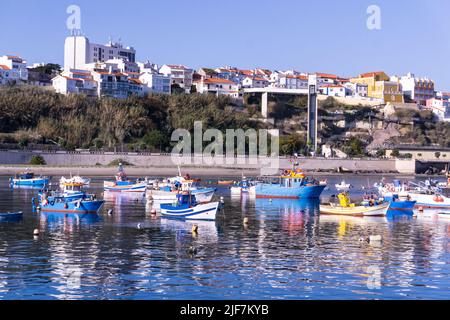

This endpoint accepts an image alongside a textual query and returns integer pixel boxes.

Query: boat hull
[255,184,325,199]
[40,199,104,214]
[104,181,147,193]
[160,201,219,221]
[0,212,23,221]
[11,178,49,186]
[149,188,215,203]
[386,200,416,212]
[320,204,389,217]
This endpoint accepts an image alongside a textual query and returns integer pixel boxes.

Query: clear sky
[2,0,450,89]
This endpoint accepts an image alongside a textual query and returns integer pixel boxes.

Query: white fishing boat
[230,177,256,196]
[149,188,215,203]
[60,175,91,186]
[335,180,351,191]
[160,194,219,221]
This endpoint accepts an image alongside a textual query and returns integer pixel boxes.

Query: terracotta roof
[253,77,268,82]
[129,78,143,84]
[0,65,11,70]
[321,84,344,88]
[315,72,338,79]
[359,71,385,78]
[203,77,236,84]
[239,70,254,76]
[63,76,83,81]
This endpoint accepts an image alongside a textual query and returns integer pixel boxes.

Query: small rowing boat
[335,180,351,191]
[218,180,235,185]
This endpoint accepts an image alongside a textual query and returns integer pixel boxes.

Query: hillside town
[0,34,447,121]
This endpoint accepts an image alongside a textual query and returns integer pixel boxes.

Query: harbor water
[0,175,449,300]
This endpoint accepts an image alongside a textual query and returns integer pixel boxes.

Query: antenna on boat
[177,165,182,177]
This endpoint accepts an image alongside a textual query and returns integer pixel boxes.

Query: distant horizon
[2,0,449,90]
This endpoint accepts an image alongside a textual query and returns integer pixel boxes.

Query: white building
[159,64,194,93]
[194,77,239,98]
[320,84,349,97]
[0,55,28,85]
[242,76,269,88]
[391,72,435,105]
[426,98,450,121]
[52,69,97,96]
[91,70,144,98]
[139,71,171,94]
[270,72,308,89]
[345,82,368,97]
[64,36,136,71]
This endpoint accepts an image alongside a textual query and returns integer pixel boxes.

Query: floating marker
[150,209,157,215]
[107,209,113,215]
[192,224,199,233]
[243,217,249,225]
[33,229,40,236]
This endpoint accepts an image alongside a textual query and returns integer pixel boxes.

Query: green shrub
[29,155,46,165]
[108,159,133,167]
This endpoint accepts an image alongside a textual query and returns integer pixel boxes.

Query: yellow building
[351,71,404,103]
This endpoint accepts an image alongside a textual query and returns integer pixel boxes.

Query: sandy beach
[0,165,262,178]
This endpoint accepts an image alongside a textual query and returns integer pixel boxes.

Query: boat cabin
[176,193,197,207]
[15,172,34,179]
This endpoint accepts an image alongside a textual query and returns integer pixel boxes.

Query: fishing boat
[0,212,23,221]
[10,171,50,187]
[377,179,450,209]
[33,190,104,214]
[437,212,450,219]
[60,175,91,186]
[160,193,219,221]
[320,192,389,217]
[103,163,147,193]
[335,180,351,191]
[147,170,215,203]
[255,169,326,199]
[230,177,256,195]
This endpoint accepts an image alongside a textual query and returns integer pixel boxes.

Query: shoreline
[0,165,432,178]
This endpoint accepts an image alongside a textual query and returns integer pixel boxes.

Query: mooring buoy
[33,229,40,236]
[192,224,199,234]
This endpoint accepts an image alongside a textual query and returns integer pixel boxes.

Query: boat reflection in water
[39,212,101,233]
[103,191,146,222]
[255,198,320,216]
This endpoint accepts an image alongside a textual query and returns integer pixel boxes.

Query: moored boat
[230,177,256,195]
[60,175,91,186]
[160,193,219,221]
[103,163,147,193]
[320,192,389,217]
[255,169,326,199]
[0,212,23,221]
[10,171,50,187]
[33,188,104,214]
[335,180,351,191]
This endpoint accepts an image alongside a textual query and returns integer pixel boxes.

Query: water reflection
[1,176,450,299]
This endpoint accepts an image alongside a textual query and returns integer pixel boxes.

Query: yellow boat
[320,193,389,217]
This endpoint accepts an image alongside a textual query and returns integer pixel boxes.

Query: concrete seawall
[0,150,416,174]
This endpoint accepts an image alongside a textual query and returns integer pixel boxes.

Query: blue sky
[2,0,450,89]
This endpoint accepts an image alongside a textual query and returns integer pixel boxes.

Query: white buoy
[418,206,424,212]
[369,235,382,242]
[150,209,157,216]
[33,229,40,236]
[243,217,249,225]
[137,223,142,229]
[107,209,113,216]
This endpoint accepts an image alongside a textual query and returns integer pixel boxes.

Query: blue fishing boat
[0,212,23,222]
[255,169,326,199]
[160,193,219,221]
[10,171,50,187]
[33,190,104,214]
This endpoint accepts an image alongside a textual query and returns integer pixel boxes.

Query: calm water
[0,175,449,300]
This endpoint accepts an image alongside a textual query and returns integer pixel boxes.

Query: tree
[171,83,185,95]
[376,149,386,158]
[391,149,400,158]
[143,130,168,151]
[435,151,441,159]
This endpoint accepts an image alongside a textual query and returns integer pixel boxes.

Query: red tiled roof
[129,78,143,84]
[359,71,385,78]
[315,72,338,79]
[0,65,11,70]
[203,77,236,84]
